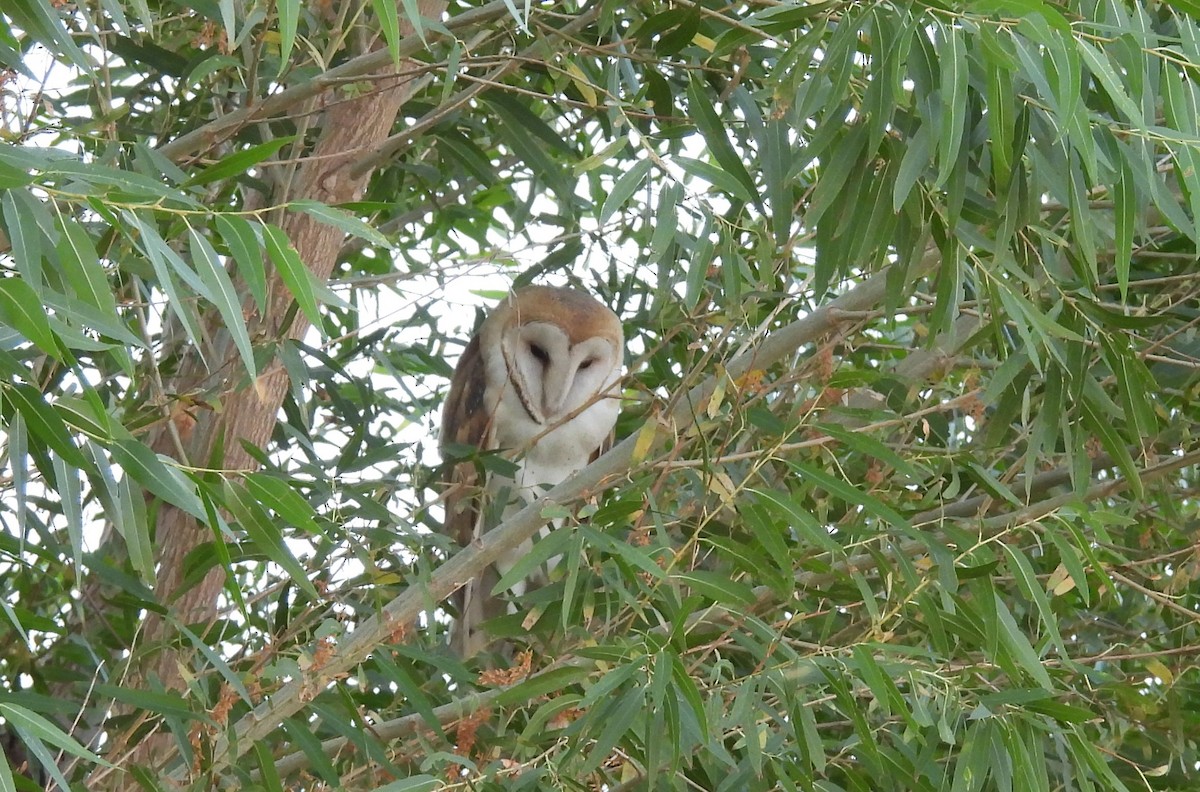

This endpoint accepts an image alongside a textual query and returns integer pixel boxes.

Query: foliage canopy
[0,0,1199,789]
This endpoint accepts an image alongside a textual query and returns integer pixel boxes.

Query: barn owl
[440,286,624,657]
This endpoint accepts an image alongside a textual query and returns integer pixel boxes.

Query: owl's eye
[579,358,595,370]
[529,343,550,364]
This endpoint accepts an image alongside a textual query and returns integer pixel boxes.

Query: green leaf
[788,461,913,533]
[224,480,319,598]
[116,468,155,584]
[1002,544,1066,656]
[0,703,111,767]
[189,227,256,379]
[244,472,324,537]
[57,222,117,319]
[578,687,644,776]
[675,156,756,204]
[275,0,298,72]
[5,0,94,75]
[935,21,968,189]
[894,121,935,211]
[215,214,268,314]
[1080,390,1143,499]
[290,199,392,249]
[1076,39,1144,128]
[673,570,756,606]
[368,777,442,792]
[263,223,323,328]
[109,434,206,518]
[748,487,842,555]
[1113,150,1135,300]
[0,278,62,359]
[686,76,759,208]
[993,592,1054,690]
[184,136,297,187]
[599,158,652,225]
[3,383,86,467]
[373,0,405,63]
[395,0,425,46]
[123,211,209,358]
[2,189,45,287]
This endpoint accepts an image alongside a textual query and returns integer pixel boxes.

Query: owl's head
[482,285,624,425]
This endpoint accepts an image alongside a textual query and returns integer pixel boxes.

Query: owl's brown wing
[440,334,501,657]
[441,334,493,546]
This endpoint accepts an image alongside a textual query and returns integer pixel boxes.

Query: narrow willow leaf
[2,189,44,287]
[368,777,441,792]
[0,739,14,792]
[9,413,27,540]
[0,278,62,359]
[1076,39,1144,128]
[1068,160,1097,285]
[215,214,268,313]
[373,0,406,63]
[1002,544,1066,656]
[5,0,94,74]
[816,423,920,480]
[290,199,392,248]
[57,222,117,319]
[1080,390,1142,499]
[117,469,154,584]
[761,118,793,244]
[1046,523,1091,607]
[935,22,968,189]
[748,487,841,554]
[894,122,934,211]
[263,223,323,328]
[1100,333,1157,442]
[675,156,756,204]
[123,212,209,358]
[579,525,666,580]
[225,480,319,598]
[599,158,652,225]
[4,383,86,467]
[185,136,297,187]
[578,688,644,776]
[674,570,756,606]
[110,435,206,517]
[497,666,590,708]
[372,652,443,739]
[984,41,1012,193]
[788,461,913,532]
[189,227,256,378]
[0,703,111,766]
[244,472,323,537]
[219,0,237,50]
[1113,151,1135,300]
[52,454,84,574]
[648,182,680,260]
[492,523,575,595]
[275,0,298,72]
[683,211,713,310]
[484,96,574,202]
[993,592,1054,690]
[564,58,597,107]
[686,75,759,207]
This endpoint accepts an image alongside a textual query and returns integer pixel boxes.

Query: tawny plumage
[440,286,624,657]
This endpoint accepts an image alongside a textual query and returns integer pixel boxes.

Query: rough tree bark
[95,2,450,779]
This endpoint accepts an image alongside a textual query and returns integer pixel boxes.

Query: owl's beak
[541,365,568,418]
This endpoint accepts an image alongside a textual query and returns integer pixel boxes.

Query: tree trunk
[100,4,449,779]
